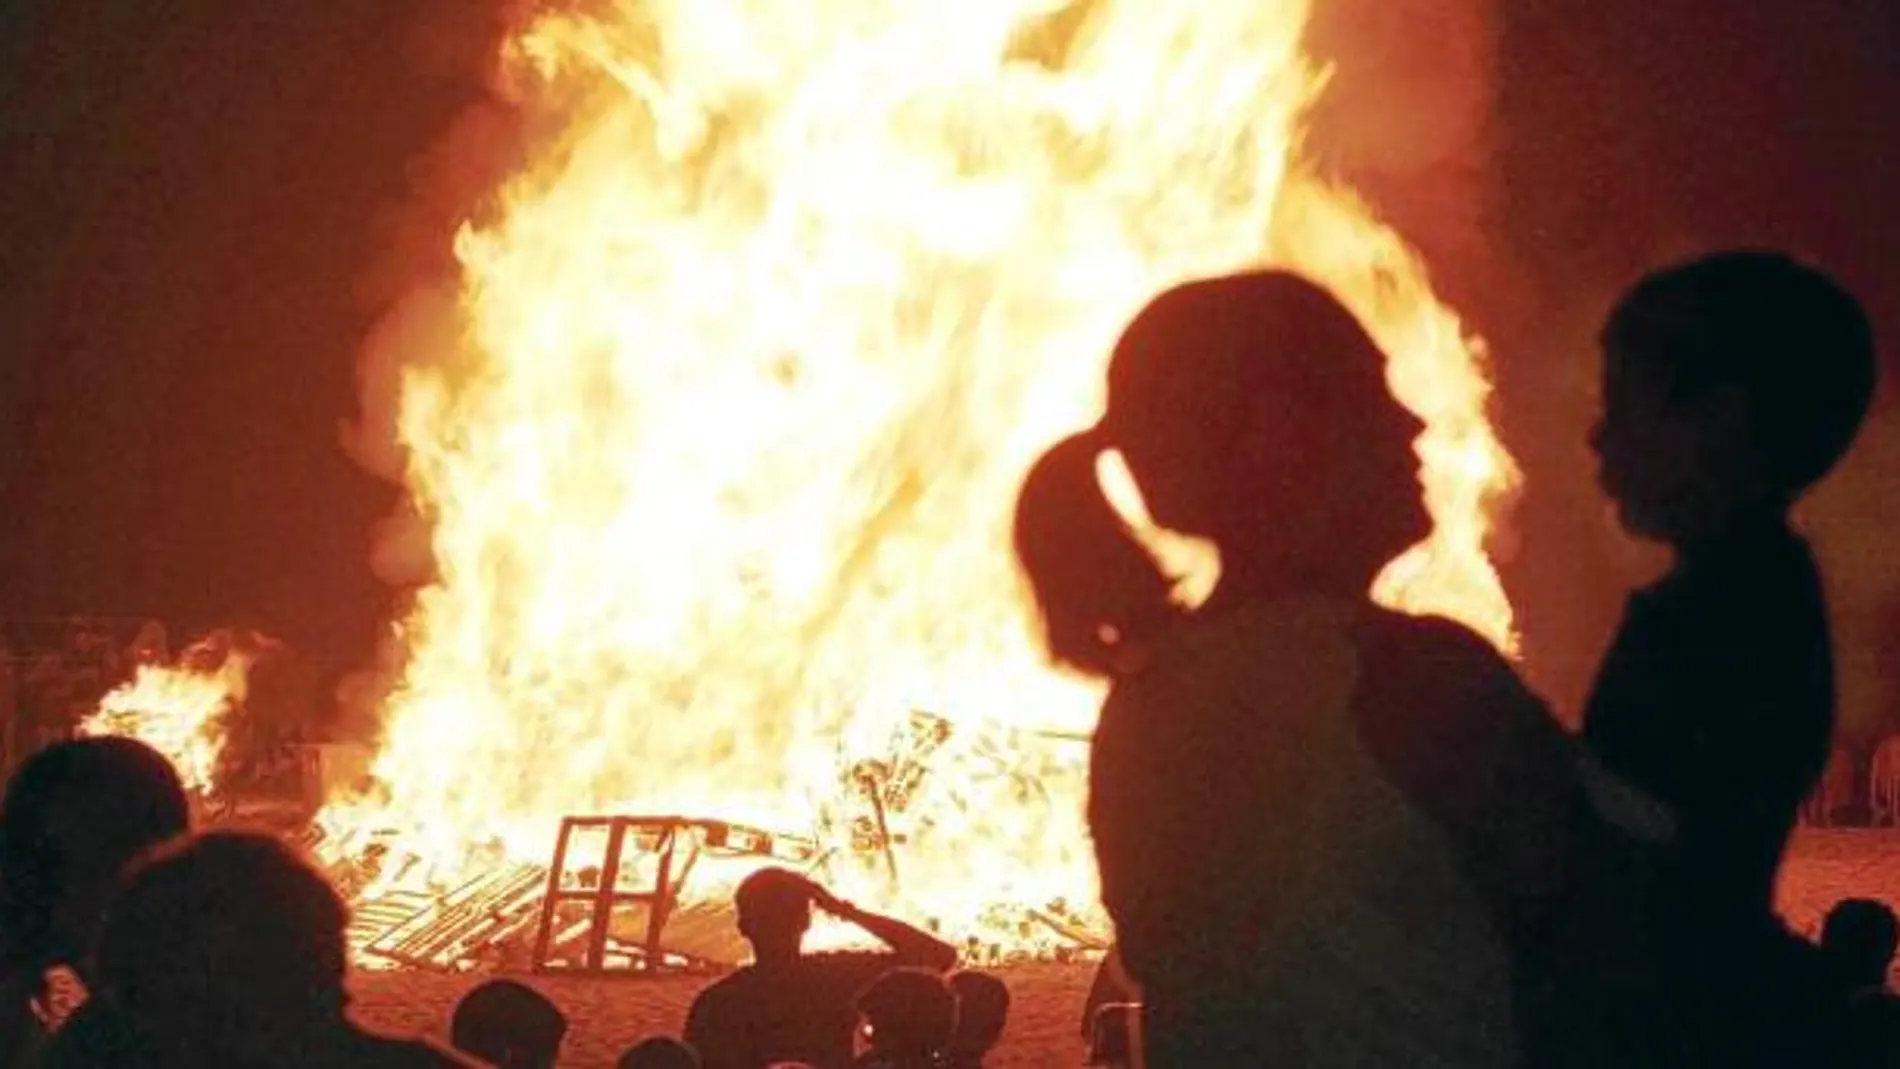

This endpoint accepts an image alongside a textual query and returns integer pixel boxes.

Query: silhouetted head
[947,970,1008,1056]
[857,967,957,1062]
[0,737,189,977]
[734,867,813,963]
[94,831,350,1063]
[452,978,568,1069]
[1822,898,1900,992]
[617,1036,701,1069]
[1015,270,1425,673]
[1593,250,1876,544]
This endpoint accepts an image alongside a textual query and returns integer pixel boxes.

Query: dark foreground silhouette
[1015,270,1586,1067]
[683,868,956,1069]
[1583,250,1878,1066]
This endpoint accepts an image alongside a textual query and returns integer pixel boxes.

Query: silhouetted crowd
[0,249,1891,1067]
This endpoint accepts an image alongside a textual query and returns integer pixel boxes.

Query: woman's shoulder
[1095,596,1368,758]
[1350,609,1576,840]
[1113,595,1364,683]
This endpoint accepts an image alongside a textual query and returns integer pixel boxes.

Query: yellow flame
[81,645,254,795]
[332,0,1518,945]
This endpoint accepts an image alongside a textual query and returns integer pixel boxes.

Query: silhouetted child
[69,831,470,1068]
[0,738,190,1063]
[1820,899,1900,1068]
[853,968,956,1069]
[1586,250,1876,903]
[1584,250,1877,1063]
[944,971,1007,1067]
[451,978,567,1069]
[684,868,957,1069]
[1822,900,1899,998]
[618,1035,702,1069]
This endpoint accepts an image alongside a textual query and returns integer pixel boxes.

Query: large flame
[332,0,1518,943]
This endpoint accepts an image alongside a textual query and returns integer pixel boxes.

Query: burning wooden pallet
[529,815,819,976]
[360,862,549,971]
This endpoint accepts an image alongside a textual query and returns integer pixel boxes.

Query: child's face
[1591,338,1754,543]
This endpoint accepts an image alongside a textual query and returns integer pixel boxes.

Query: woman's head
[0,737,190,975]
[1014,271,1427,672]
[1102,271,1424,550]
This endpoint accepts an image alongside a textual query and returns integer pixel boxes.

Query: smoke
[1802,402,1900,738]
[337,3,530,737]
[1298,0,1498,297]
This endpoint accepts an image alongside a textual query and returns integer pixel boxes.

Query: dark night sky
[1,2,1897,719]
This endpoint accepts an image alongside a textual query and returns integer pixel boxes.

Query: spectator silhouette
[1586,249,1875,920]
[1582,250,1877,1064]
[1014,270,1581,1067]
[0,737,189,1062]
[1824,899,1900,997]
[944,970,1007,1067]
[451,978,567,1068]
[64,831,468,1068]
[683,868,956,1069]
[1821,899,1900,1068]
[618,1036,702,1069]
[853,967,956,1069]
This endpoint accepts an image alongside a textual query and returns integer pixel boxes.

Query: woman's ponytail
[1013,432,1178,676]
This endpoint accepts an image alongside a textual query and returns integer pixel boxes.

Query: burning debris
[79,632,262,797]
[330,717,1102,973]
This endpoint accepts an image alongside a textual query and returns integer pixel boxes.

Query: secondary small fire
[81,638,255,795]
[329,0,1519,948]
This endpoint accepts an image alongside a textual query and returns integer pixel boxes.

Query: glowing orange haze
[323,0,1519,946]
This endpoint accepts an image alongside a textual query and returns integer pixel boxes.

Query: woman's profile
[1015,270,1582,1067]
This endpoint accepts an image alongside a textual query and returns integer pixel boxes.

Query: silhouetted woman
[1015,271,1581,1067]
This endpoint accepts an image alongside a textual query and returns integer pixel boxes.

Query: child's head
[617,1036,701,1069]
[1821,898,1899,991]
[948,970,1009,1057]
[451,978,568,1069]
[1593,250,1876,543]
[857,967,957,1060]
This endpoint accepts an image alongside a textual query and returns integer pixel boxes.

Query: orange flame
[331,0,1518,945]
[81,644,254,795]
